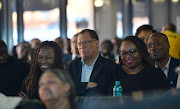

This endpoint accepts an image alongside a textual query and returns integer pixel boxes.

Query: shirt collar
[81,53,99,67]
[155,55,171,70]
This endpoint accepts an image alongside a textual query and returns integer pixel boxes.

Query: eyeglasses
[21,46,30,51]
[147,42,161,49]
[77,40,96,47]
[119,49,138,57]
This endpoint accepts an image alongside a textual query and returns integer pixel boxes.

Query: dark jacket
[0,56,30,96]
[167,57,180,87]
[65,55,118,96]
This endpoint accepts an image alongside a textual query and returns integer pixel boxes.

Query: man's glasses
[77,40,96,47]
[119,49,138,57]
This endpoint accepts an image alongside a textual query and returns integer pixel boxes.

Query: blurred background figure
[20,41,64,99]
[100,40,115,62]
[147,33,180,87]
[63,38,71,55]
[54,37,64,50]
[64,33,80,64]
[30,38,41,49]
[135,24,156,44]
[161,23,180,59]
[11,45,18,58]
[54,37,70,62]
[111,37,122,63]
[27,48,35,64]
[0,40,30,96]
[16,41,31,62]
[38,69,76,109]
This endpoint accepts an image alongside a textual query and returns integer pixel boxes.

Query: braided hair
[25,41,64,98]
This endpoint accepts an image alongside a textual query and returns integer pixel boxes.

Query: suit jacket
[65,54,118,96]
[168,57,180,87]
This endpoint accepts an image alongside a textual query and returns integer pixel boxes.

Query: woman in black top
[99,36,170,96]
[113,36,170,95]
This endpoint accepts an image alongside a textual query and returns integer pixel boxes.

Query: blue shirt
[81,54,99,82]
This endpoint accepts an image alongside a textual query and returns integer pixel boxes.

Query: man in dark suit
[147,32,180,87]
[65,29,118,96]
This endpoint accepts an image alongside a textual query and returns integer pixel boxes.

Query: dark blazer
[65,54,118,96]
[168,57,180,87]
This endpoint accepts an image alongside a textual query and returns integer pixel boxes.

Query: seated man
[0,40,30,96]
[65,29,118,96]
[147,33,180,87]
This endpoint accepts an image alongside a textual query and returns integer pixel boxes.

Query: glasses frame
[119,49,138,57]
[76,40,97,47]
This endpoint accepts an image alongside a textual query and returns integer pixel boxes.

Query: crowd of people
[0,23,180,109]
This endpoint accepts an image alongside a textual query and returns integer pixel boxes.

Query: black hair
[119,36,154,68]
[79,29,99,40]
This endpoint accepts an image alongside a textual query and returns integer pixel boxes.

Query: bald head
[30,38,41,48]
[147,32,170,61]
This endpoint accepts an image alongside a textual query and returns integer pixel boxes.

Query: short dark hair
[135,24,154,37]
[119,36,154,67]
[101,40,114,52]
[165,23,176,32]
[79,29,99,40]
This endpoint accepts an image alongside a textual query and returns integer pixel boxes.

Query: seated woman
[99,36,170,96]
[20,41,64,99]
[112,36,170,95]
[38,69,76,109]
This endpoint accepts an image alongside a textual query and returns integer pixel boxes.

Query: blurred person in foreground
[147,33,180,87]
[20,41,64,99]
[38,69,76,109]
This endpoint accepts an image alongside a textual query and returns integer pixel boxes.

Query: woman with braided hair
[20,41,64,99]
